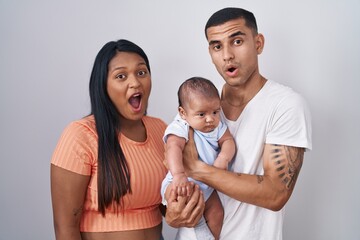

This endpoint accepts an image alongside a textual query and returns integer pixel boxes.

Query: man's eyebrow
[208,31,246,46]
[229,31,246,38]
[208,40,220,46]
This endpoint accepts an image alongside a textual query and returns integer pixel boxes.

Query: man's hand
[182,127,204,178]
[165,182,205,228]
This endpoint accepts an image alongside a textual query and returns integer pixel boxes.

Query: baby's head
[178,77,221,133]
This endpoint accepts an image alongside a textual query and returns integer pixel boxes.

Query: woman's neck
[120,118,147,142]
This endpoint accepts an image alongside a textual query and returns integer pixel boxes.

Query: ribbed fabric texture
[51,115,167,232]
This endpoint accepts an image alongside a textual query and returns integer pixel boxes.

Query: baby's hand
[172,173,189,196]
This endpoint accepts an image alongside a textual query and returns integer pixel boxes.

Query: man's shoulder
[265,80,305,103]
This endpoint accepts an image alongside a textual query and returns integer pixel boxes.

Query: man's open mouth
[227,67,236,73]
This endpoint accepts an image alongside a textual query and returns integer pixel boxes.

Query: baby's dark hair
[178,77,220,107]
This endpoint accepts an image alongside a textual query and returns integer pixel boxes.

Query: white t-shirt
[219,80,312,240]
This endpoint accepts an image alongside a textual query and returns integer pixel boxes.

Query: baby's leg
[193,216,214,240]
[204,191,224,240]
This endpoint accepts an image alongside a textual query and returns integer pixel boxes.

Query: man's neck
[222,75,266,107]
[221,75,267,120]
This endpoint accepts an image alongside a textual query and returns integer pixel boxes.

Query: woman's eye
[116,74,126,79]
[138,70,147,76]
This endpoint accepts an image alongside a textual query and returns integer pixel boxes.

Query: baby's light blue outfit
[161,113,228,240]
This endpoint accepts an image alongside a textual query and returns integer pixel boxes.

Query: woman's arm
[51,164,90,240]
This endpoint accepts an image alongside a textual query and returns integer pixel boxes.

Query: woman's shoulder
[64,115,97,138]
[76,115,96,128]
[52,115,97,173]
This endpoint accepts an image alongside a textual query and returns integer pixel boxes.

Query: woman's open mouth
[129,93,142,111]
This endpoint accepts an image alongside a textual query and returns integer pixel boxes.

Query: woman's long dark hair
[89,39,151,215]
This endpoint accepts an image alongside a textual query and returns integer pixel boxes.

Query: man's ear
[255,33,265,54]
[178,106,187,120]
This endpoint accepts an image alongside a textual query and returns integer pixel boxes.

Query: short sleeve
[217,119,228,140]
[163,114,189,143]
[267,93,312,151]
[51,121,97,175]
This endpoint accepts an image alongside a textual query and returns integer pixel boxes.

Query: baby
[161,77,236,240]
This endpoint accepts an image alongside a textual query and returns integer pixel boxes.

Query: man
[165,7,312,240]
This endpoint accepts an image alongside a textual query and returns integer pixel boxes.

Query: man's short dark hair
[205,7,258,39]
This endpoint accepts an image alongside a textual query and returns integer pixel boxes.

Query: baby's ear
[178,106,187,120]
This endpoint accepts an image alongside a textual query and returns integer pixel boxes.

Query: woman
[51,39,169,240]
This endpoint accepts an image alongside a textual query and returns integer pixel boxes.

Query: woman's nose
[129,75,141,88]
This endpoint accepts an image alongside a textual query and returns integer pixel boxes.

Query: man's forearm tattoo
[257,175,264,184]
[272,145,304,190]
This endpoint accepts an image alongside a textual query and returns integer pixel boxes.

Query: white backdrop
[1,0,359,239]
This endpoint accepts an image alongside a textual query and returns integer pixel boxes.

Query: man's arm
[183,128,304,211]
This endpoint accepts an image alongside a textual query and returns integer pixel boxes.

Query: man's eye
[213,45,221,50]
[234,39,242,45]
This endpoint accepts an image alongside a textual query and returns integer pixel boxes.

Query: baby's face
[179,94,221,133]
